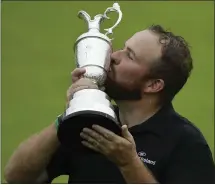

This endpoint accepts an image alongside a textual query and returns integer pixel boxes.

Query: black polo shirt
[46,104,215,183]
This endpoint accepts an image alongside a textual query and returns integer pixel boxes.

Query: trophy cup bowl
[57,3,123,153]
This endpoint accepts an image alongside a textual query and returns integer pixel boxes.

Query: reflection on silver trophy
[57,3,123,151]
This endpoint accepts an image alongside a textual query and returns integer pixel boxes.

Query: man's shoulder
[169,111,208,145]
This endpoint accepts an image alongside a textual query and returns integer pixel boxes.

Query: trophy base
[57,110,121,153]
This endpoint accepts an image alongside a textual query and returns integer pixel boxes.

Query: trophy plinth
[57,3,123,152]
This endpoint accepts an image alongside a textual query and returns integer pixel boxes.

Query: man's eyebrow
[124,42,136,57]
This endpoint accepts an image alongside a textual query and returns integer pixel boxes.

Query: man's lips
[107,65,116,79]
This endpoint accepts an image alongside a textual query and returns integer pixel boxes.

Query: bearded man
[4,25,215,184]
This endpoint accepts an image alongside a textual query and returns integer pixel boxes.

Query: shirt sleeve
[44,145,70,183]
[163,138,215,183]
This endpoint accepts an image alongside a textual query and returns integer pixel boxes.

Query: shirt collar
[115,103,175,135]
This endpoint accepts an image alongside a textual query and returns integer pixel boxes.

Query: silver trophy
[57,3,123,151]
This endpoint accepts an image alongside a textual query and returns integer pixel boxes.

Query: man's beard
[104,76,142,101]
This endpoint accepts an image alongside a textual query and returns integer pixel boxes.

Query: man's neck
[115,98,162,128]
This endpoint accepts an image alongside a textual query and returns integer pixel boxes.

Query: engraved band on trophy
[57,3,123,152]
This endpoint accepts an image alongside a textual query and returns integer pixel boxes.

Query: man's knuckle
[97,135,102,141]
[104,134,109,139]
[127,142,133,149]
[115,139,122,145]
[92,132,97,138]
[109,145,115,151]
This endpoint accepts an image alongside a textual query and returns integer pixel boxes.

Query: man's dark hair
[147,24,193,103]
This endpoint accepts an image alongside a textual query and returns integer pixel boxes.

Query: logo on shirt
[138,151,156,166]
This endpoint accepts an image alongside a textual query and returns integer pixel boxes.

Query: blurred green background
[1,1,214,183]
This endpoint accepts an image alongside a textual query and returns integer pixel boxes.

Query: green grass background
[1,1,214,183]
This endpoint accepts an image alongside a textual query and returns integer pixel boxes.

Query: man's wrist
[54,114,64,130]
[119,153,141,171]
[118,153,158,184]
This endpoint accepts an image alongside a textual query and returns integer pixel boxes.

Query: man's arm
[119,156,158,183]
[4,122,60,183]
[4,68,98,183]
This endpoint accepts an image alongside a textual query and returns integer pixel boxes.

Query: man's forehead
[126,30,162,61]
[126,30,159,47]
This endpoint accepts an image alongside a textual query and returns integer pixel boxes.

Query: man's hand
[66,68,98,107]
[80,124,158,184]
[80,124,139,168]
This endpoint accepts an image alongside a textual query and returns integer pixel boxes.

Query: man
[4,25,215,183]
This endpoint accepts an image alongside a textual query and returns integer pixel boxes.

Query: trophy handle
[103,3,122,39]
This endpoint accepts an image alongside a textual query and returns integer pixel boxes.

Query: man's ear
[143,79,165,93]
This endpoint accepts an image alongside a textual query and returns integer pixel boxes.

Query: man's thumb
[121,125,133,142]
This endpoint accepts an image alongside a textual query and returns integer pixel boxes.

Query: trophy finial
[77,2,122,37]
[78,11,106,32]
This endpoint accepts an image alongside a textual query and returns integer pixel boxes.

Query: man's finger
[70,78,98,92]
[71,68,86,83]
[68,85,90,100]
[80,132,106,152]
[82,128,108,144]
[92,124,119,141]
[72,78,98,89]
[80,132,97,145]
[121,125,134,143]
[67,78,98,100]
[81,141,100,153]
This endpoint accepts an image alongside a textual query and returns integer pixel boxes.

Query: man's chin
[104,78,142,101]
[106,91,142,101]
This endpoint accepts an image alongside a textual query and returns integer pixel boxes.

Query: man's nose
[111,51,121,65]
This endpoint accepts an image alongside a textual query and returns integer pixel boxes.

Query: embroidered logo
[137,151,156,165]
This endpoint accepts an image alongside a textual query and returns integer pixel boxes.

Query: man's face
[105,30,162,101]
